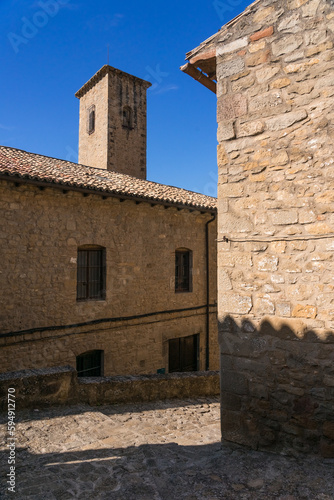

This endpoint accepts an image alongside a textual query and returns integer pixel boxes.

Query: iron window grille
[175,249,192,292]
[77,246,106,301]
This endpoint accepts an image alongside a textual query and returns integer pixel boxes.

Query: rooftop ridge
[75,65,152,99]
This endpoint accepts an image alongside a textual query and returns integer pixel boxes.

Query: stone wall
[215,0,334,456]
[0,367,220,411]
[0,180,218,375]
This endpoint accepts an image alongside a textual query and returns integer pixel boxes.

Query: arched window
[77,245,106,301]
[122,106,133,129]
[76,350,104,377]
[175,248,192,292]
[87,105,95,134]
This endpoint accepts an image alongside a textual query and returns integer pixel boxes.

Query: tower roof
[75,65,152,99]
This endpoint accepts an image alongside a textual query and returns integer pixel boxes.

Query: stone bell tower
[75,65,151,179]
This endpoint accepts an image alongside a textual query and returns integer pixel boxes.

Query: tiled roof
[0,146,217,211]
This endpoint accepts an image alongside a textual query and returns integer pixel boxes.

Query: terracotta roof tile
[0,146,217,211]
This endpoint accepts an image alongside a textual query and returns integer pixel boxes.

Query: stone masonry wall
[0,180,218,375]
[78,72,109,170]
[216,0,334,456]
[0,367,220,411]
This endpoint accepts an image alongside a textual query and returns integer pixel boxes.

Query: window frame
[122,105,133,129]
[175,248,192,293]
[76,350,104,377]
[87,105,95,135]
[77,245,106,301]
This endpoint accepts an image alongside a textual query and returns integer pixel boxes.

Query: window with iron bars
[77,246,106,301]
[175,249,192,292]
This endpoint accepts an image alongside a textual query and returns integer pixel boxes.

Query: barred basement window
[77,246,106,301]
[122,106,133,128]
[76,350,104,377]
[87,105,95,134]
[175,249,192,292]
[169,334,199,373]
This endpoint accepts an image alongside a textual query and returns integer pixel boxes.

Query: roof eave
[0,173,217,214]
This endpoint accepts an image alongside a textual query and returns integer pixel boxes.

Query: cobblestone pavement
[1,397,333,499]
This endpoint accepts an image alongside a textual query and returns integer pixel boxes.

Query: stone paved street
[0,397,333,499]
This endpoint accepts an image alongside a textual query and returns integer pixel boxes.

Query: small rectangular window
[77,247,106,301]
[88,105,95,134]
[175,249,192,292]
[77,350,104,377]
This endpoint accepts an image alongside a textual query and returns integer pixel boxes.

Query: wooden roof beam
[180,63,216,94]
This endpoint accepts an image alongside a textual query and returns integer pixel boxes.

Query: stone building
[182,0,334,456]
[0,65,218,377]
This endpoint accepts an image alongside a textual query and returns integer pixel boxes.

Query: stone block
[237,120,265,138]
[250,26,274,42]
[253,6,275,23]
[292,304,317,318]
[302,0,321,17]
[217,58,245,79]
[278,12,300,32]
[271,210,298,225]
[246,49,270,67]
[220,293,252,314]
[249,90,284,115]
[216,37,248,56]
[254,295,275,314]
[276,302,291,317]
[284,58,320,73]
[299,209,316,224]
[307,223,333,235]
[266,109,308,131]
[256,66,280,83]
[218,183,243,198]
[217,144,229,166]
[249,40,266,53]
[231,74,255,92]
[217,94,247,122]
[217,121,235,141]
[256,255,279,272]
[272,35,303,56]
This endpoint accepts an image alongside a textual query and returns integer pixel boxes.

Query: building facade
[183,0,334,456]
[0,66,218,377]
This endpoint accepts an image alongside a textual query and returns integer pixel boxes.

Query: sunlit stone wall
[216,0,334,456]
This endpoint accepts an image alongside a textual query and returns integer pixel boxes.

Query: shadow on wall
[218,315,334,457]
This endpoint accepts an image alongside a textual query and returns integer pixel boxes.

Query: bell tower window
[88,105,95,134]
[122,106,133,129]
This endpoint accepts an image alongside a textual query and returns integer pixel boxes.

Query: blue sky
[1,0,250,197]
